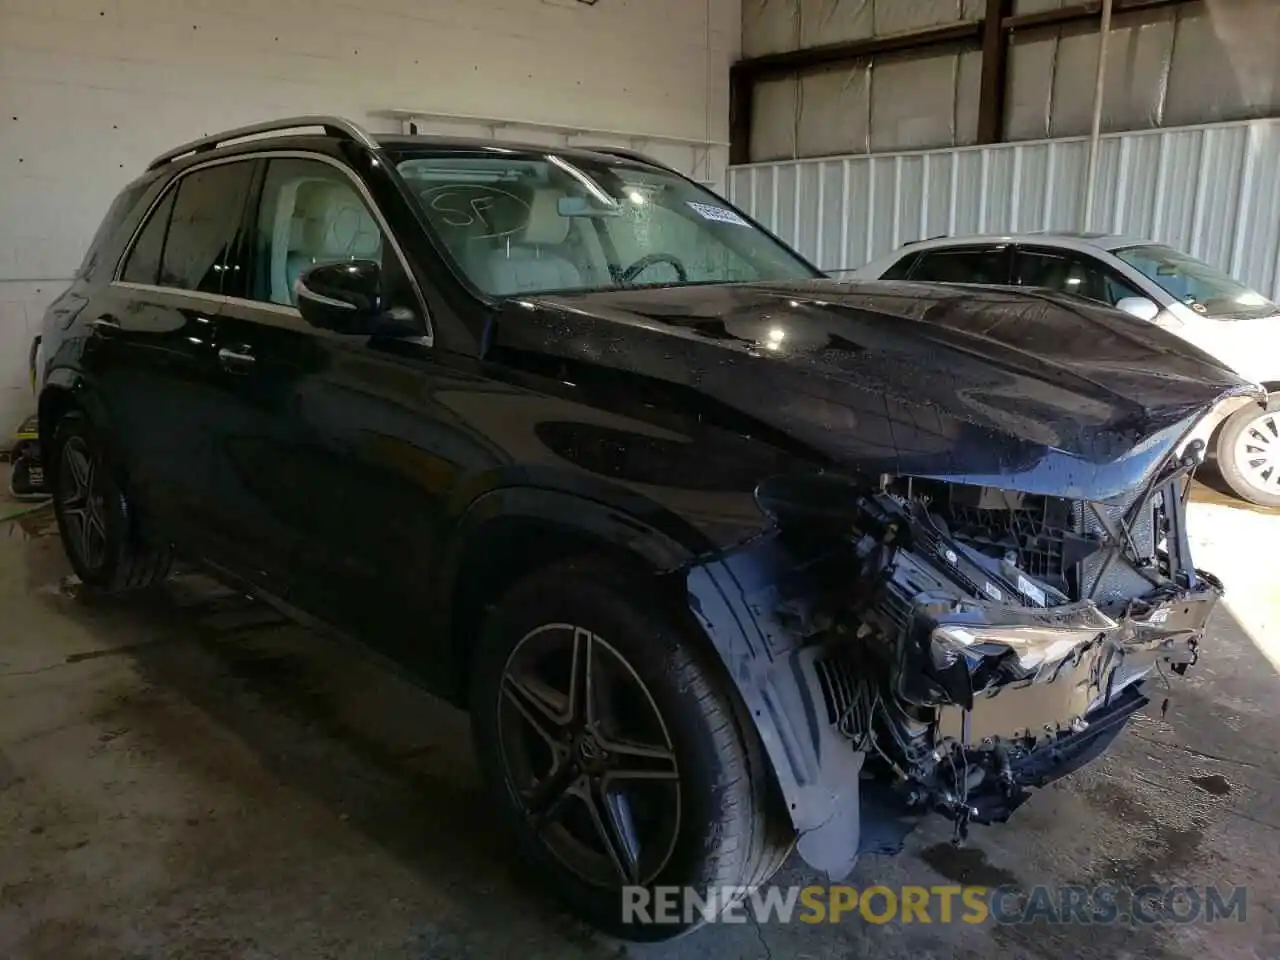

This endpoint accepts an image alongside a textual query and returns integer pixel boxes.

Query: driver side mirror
[295,260,417,336]
[1115,296,1160,323]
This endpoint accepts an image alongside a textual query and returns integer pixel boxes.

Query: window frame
[1013,245,1143,307]
[112,150,433,345]
[387,148,823,301]
[906,244,1014,285]
[112,155,256,293]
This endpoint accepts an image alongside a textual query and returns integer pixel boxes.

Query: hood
[490,280,1263,500]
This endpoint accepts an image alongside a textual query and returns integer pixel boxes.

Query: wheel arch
[440,484,862,871]
[438,485,711,706]
[37,381,77,451]
[37,369,112,450]
[442,485,806,863]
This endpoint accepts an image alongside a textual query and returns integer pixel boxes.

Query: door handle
[92,316,121,333]
[217,345,256,372]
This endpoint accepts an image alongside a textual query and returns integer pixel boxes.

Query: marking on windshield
[422,184,530,239]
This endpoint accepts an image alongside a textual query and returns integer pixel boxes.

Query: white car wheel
[1218,394,1280,508]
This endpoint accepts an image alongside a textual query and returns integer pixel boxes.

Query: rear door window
[159,163,255,294]
[118,161,254,294]
[909,247,1010,284]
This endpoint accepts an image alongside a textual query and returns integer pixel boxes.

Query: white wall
[0,0,740,433]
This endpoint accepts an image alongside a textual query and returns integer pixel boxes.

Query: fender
[38,366,112,446]
[437,482,712,585]
[686,531,871,880]
[433,482,714,698]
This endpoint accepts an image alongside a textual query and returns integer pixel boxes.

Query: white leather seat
[484,189,582,295]
[279,180,383,304]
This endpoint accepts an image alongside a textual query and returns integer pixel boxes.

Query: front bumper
[933,578,1218,748]
[905,576,1220,828]
[686,475,1223,879]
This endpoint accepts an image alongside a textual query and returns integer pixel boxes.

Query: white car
[855,233,1280,507]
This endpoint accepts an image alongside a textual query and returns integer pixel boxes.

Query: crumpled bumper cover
[926,577,1220,823]
[931,577,1219,746]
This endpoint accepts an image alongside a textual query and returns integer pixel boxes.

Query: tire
[469,555,793,941]
[1216,393,1280,509]
[48,410,173,592]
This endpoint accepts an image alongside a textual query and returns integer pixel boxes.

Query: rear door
[906,244,1013,285]
[83,159,255,556]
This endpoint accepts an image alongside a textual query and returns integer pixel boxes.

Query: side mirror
[295,260,415,336]
[1115,296,1160,323]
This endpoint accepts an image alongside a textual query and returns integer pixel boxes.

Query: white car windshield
[1114,243,1278,320]
[393,150,818,296]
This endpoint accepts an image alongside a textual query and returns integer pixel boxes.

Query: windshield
[1114,243,1278,320]
[393,150,818,297]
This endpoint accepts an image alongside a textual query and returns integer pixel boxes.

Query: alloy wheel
[58,436,109,572]
[496,623,681,888]
[1233,408,1280,496]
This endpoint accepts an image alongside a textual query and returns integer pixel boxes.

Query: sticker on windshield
[686,201,749,226]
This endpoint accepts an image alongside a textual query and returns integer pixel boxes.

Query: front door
[207,153,490,681]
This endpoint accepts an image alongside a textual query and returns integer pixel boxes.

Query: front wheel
[1216,394,1280,508]
[48,411,173,591]
[469,556,792,940]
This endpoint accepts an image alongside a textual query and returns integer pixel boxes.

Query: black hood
[488,279,1262,500]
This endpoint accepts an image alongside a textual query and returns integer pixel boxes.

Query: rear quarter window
[880,251,920,280]
[75,179,154,280]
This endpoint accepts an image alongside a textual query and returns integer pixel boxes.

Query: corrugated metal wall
[726,118,1280,300]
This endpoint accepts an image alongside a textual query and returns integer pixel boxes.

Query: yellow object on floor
[8,413,45,501]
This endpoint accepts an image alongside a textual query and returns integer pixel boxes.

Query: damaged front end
[687,438,1222,879]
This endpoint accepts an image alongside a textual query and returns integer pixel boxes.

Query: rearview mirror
[1115,296,1160,323]
[295,260,415,336]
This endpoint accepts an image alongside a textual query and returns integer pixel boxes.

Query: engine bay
[749,442,1218,845]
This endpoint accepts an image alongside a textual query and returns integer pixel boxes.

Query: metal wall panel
[728,118,1280,300]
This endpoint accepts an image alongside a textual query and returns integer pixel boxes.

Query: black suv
[37,116,1260,938]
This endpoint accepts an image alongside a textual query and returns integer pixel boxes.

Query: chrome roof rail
[146,115,380,171]
[580,145,678,173]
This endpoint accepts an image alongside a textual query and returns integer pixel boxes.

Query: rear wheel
[469,556,792,940]
[49,411,173,591]
[1217,393,1280,508]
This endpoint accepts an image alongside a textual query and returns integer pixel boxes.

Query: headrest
[297,181,382,260]
[520,189,570,246]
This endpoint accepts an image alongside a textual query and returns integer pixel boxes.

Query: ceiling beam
[731,21,981,82]
[977,0,1014,143]
[1003,0,1196,31]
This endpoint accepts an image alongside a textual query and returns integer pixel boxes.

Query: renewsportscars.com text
[621,883,1247,926]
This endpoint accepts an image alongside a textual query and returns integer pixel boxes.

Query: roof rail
[580,145,680,174]
[900,234,948,247]
[146,115,379,171]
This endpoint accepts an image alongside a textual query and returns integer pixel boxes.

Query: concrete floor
[1,465,1278,960]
